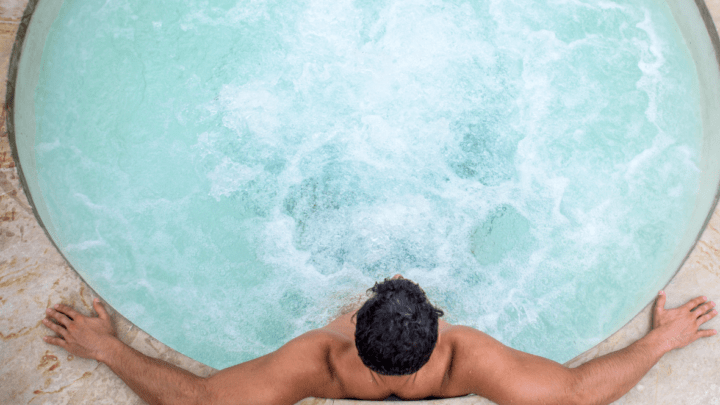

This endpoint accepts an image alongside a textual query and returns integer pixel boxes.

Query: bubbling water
[35,0,701,368]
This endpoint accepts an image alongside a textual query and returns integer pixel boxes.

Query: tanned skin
[42,274,717,405]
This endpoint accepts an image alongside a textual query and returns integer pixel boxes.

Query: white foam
[66,239,107,251]
[259,213,314,272]
[207,158,263,200]
[36,139,61,153]
[219,82,284,141]
[597,1,627,11]
[623,133,674,183]
[635,9,665,124]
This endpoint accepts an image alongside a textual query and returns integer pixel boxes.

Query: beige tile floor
[1,1,720,404]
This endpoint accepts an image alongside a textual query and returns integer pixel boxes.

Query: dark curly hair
[354,277,444,375]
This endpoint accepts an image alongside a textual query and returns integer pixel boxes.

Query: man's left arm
[43,298,339,405]
[451,292,717,405]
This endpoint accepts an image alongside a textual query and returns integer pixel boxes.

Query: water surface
[34,0,701,368]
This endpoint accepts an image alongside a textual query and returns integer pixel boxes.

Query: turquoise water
[34,0,701,369]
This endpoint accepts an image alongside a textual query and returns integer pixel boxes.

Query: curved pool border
[4,0,720,403]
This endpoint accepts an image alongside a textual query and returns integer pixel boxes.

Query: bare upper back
[319,309,474,400]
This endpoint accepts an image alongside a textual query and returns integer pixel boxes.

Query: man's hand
[43,298,214,405]
[652,291,718,352]
[42,298,118,362]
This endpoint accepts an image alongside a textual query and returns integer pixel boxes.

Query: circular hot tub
[10,0,720,373]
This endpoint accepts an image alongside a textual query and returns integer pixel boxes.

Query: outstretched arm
[43,298,338,405]
[569,291,716,404]
[43,299,207,405]
[453,292,717,405]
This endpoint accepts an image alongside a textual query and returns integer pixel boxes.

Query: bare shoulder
[293,327,349,346]
[441,325,505,373]
[428,326,495,397]
[440,325,576,405]
[269,328,354,379]
[441,324,501,357]
[205,329,350,405]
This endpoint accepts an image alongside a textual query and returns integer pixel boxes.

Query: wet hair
[354,277,444,376]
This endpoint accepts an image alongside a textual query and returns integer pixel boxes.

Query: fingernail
[54,304,59,309]
[46,308,51,313]
[659,290,665,295]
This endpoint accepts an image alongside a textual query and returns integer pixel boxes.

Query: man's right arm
[451,292,717,405]
[43,299,344,405]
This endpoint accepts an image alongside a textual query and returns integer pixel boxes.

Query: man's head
[354,276,444,375]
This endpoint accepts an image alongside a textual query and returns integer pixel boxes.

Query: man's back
[317,311,579,403]
[318,307,459,400]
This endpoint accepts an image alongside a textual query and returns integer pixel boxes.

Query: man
[42,274,717,405]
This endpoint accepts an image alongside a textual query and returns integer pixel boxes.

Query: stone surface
[0,0,24,101]
[1,0,719,404]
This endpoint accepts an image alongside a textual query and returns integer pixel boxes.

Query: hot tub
[9,0,720,375]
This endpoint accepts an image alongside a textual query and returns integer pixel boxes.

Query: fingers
[46,307,73,327]
[42,335,68,349]
[55,303,82,320]
[696,329,718,339]
[93,298,110,320]
[692,301,716,316]
[654,291,666,314]
[682,295,708,311]
[696,309,718,325]
[42,318,67,338]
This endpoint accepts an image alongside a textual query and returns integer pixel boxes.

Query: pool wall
[10,0,63,250]
[2,0,720,403]
[660,0,720,282]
